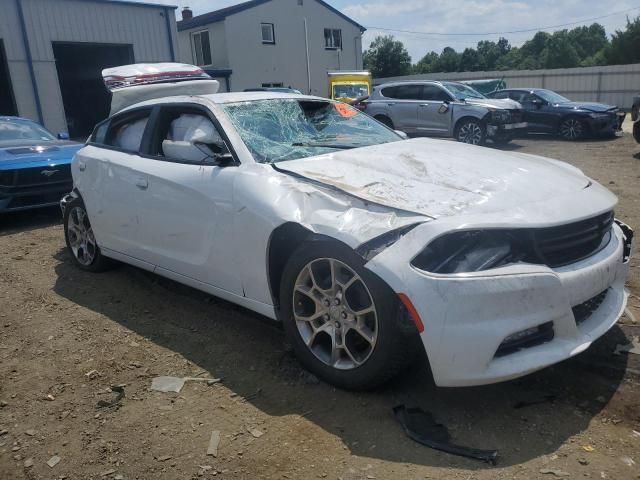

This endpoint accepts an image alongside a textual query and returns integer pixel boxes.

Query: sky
[142,0,640,62]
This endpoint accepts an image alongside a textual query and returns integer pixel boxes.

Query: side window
[150,107,229,163]
[261,23,275,44]
[509,92,527,103]
[90,121,109,145]
[324,28,342,49]
[521,93,539,103]
[382,85,422,100]
[192,30,212,66]
[421,85,452,101]
[102,110,151,153]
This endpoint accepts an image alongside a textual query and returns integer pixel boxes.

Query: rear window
[380,85,422,100]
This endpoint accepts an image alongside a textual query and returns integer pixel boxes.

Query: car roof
[125,91,328,110]
[499,88,546,92]
[374,80,469,89]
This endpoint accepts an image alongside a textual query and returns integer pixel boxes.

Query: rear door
[416,84,453,134]
[380,84,422,132]
[77,107,154,264]
[515,92,555,132]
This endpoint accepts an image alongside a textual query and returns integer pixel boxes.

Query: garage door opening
[53,42,134,139]
[0,39,17,116]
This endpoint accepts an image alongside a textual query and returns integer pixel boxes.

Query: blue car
[0,116,81,212]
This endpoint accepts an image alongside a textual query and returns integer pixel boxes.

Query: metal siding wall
[376,63,640,109]
[6,0,177,133]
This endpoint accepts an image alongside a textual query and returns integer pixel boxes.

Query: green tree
[434,47,460,72]
[414,51,439,73]
[459,47,484,71]
[363,35,412,78]
[540,30,581,68]
[604,16,640,65]
[568,24,607,59]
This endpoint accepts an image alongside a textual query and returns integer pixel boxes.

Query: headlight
[490,110,511,123]
[411,230,526,274]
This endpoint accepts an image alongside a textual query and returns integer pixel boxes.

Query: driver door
[132,103,243,294]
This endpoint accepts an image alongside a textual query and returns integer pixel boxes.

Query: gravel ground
[1,127,639,480]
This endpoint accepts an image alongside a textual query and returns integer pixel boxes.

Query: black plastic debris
[513,394,556,409]
[96,385,125,409]
[393,405,498,465]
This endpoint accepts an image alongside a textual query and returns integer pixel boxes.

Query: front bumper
[586,112,626,136]
[367,218,633,387]
[487,122,528,137]
[0,180,73,212]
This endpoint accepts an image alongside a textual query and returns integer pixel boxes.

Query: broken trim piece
[355,223,423,261]
[393,405,498,465]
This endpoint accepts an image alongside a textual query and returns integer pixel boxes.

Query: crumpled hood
[275,138,592,219]
[464,97,521,110]
[556,102,617,112]
[0,141,81,170]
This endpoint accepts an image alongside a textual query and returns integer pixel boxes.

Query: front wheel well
[267,223,317,309]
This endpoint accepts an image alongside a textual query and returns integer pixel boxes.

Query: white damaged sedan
[62,65,633,390]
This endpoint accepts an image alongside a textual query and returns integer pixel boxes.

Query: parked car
[632,95,640,143]
[486,88,626,140]
[356,81,527,145]
[62,64,633,391]
[0,116,80,213]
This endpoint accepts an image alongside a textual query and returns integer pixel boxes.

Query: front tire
[279,240,418,390]
[455,119,485,145]
[63,197,112,272]
[558,116,586,140]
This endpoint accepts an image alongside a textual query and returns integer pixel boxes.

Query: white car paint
[71,90,632,387]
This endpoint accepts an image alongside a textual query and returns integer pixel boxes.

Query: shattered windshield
[221,99,401,163]
[442,82,486,100]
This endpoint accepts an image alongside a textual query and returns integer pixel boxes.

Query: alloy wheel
[560,118,583,140]
[66,206,97,266]
[458,122,483,144]
[292,258,378,370]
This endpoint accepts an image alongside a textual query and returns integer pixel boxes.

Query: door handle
[419,104,429,107]
[77,160,86,171]
[387,102,396,106]
[135,178,148,190]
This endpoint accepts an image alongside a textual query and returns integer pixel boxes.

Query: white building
[177,0,365,95]
[0,0,178,138]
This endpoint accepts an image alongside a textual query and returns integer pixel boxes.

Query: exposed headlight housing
[490,110,511,123]
[411,230,526,274]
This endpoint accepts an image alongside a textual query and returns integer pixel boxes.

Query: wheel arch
[453,114,485,134]
[266,222,327,310]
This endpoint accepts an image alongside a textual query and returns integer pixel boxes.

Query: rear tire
[63,197,112,272]
[279,239,419,390]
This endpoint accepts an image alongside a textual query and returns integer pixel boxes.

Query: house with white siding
[177,0,365,96]
[0,0,177,137]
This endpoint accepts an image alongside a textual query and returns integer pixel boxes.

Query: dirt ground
[1,127,640,480]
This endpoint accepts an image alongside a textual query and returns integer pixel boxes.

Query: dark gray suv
[360,81,527,145]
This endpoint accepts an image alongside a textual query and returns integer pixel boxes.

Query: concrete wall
[178,0,363,96]
[375,63,640,109]
[0,0,177,133]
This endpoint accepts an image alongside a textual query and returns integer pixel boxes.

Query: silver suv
[360,81,527,145]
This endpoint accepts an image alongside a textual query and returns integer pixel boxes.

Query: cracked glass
[221,99,401,163]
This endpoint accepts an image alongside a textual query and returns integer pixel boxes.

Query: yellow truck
[327,71,371,103]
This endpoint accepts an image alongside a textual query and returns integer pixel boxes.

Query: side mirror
[394,130,408,139]
[438,102,450,114]
[162,140,233,166]
[57,132,70,140]
[531,99,545,108]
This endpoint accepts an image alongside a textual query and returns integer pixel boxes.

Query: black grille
[14,164,71,187]
[531,211,614,267]
[495,322,554,358]
[572,289,608,325]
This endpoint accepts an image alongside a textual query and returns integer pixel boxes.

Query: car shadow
[51,248,630,470]
[0,206,61,237]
